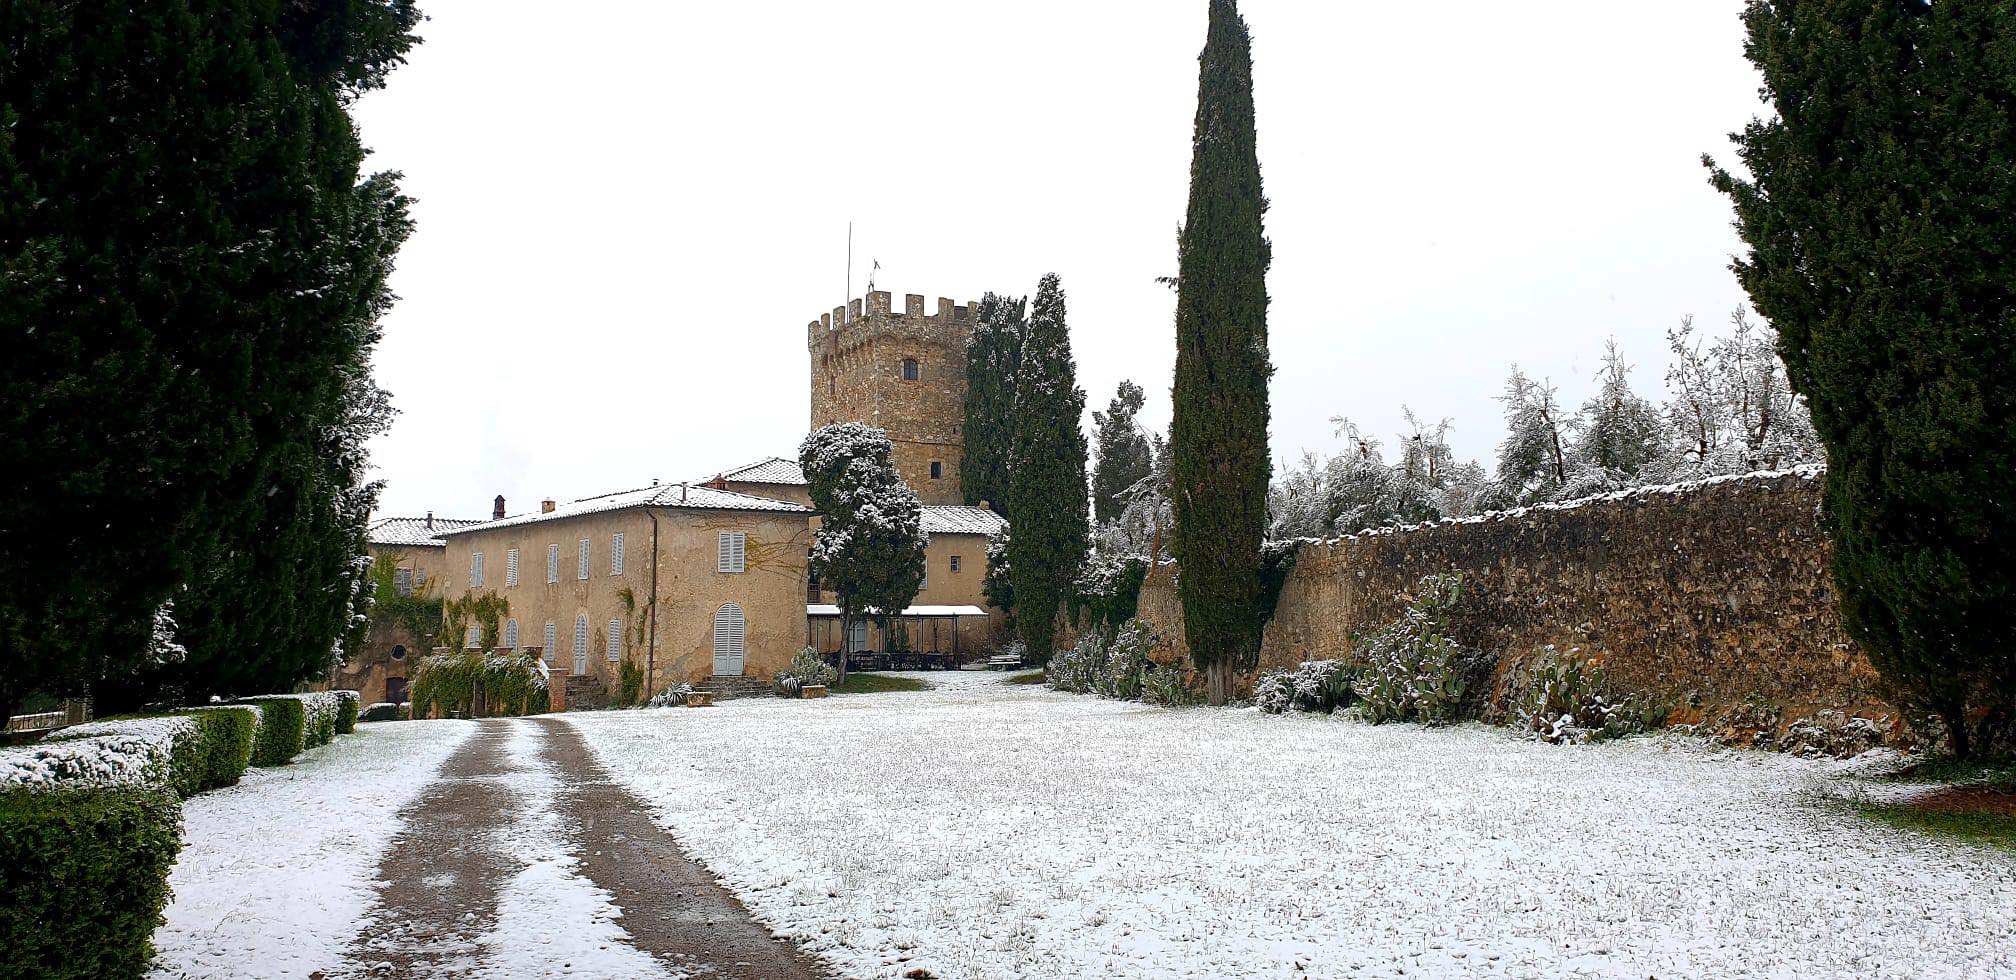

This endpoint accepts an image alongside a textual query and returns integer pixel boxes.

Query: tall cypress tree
[961,292,1026,514]
[1708,1,2014,757]
[1170,0,1272,705]
[0,1,419,719]
[1005,273,1090,662]
[1092,380,1155,525]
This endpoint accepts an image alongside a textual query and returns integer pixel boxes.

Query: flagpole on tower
[846,221,852,321]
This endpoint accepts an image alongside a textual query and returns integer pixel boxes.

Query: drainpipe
[645,508,661,699]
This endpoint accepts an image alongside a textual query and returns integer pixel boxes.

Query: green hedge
[237,698,306,767]
[334,691,361,734]
[181,707,257,791]
[0,788,182,980]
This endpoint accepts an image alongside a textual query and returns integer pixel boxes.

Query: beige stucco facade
[438,498,811,700]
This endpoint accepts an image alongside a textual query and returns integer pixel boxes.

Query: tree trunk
[1946,707,1972,760]
[836,613,850,686]
[1206,660,1230,707]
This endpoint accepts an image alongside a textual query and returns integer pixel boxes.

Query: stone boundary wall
[1136,467,1906,749]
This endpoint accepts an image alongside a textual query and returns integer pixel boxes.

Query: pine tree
[1092,380,1155,524]
[0,0,419,721]
[961,292,1027,513]
[1005,273,1090,662]
[800,423,928,683]
[1170,0,1272,705]
[1708,1,2015,757]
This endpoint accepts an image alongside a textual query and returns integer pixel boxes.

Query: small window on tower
[901,358,921,382]
[930,461,942,480]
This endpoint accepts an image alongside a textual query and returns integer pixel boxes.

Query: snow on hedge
[570,671,2016,980]
[0,731,172,792]
[148,719,474,979]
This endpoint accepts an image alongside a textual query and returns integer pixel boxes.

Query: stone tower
[808,291,975,506]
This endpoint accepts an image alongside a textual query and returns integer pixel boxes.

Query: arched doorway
[713,603,746,675]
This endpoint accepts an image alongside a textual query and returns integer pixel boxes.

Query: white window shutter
[471,552,484,589]
[506,548,520,588]
[612,532,625,575]
[713,603,745,657]
[578,539,590,580]
[465,625,480,649]
[574,614,588,659]
[718,531,746,573]
[504,619,519,649]
[543,622,557,663]
[607,619,622,661]
[547,544,559,584]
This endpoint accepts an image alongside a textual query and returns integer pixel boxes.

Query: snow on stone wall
[1135,467,1901,748]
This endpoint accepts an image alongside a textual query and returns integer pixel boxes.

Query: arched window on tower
[901,358,921,382]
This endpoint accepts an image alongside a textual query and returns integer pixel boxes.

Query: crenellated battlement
[805,291,976,352]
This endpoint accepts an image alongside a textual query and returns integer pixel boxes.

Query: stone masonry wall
[808,292,973,505]
[1135,468,1904,749]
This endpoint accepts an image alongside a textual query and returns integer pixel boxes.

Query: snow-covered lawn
[149,719,474,979]
[571,672,2016,980]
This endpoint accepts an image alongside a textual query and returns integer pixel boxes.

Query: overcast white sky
[354,0,1765,521]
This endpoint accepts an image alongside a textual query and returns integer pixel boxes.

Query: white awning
[806,604,988,618]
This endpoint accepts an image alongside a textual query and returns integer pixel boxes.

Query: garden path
[337,719,826,980]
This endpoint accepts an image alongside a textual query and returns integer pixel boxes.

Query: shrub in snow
[775,647,837,696]
[1353,575,1493,726]
[1255,660,1354,715]
[0,787,181,980]
[1142,665,1199,707]
[644,683,695,708]
[359,702,400,723]
[409,651,550,718]
[1507,649,1666,744]
[1048,620,1162,702]
[235,696,308,766]
[183,706,258,790]
[51,716,202,796]
[334,690,361,734]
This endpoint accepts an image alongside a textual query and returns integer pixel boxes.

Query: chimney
[541,498,556,514]
[680,482,689,504]
[425,510,434,531]
[492,495,506,520]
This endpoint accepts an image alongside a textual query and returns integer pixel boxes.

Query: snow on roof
[920,505,1007,537]
[367,516,483,548]
[708,456,808,486]
[807,604,988,618]
[440,482,810,537]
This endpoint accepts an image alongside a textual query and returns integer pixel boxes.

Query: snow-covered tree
[1094,432,1173,557]
[1092,380,1156,525]
[1490,369,1570,505]
[1570,339,1667,488]
[1005,273,1090,662]
[800,423,928,682]
[1661,309,1820,479]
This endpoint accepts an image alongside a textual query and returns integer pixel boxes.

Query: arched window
[713,603,745,659]
[901,358,921,381]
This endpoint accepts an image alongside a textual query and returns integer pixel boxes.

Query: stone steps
[693,675,774,700]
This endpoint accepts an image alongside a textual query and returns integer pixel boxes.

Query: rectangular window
[607,619,622,662]
[930,461,942,480]
[548,544,559,584]
[578,539,590,580]
[921,563,928,592]
[394,567,415,597]
[504,618,519,650]
[902,358,920,381]
[718,531,746,573]
[464,625,480,649]
[470,552,485,589]
[506,548,520,588]
[543,622,557,664]
[573,615,588,664]
[611,532,625,575]
[950,555,962,573]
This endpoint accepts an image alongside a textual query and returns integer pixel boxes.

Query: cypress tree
[961,292,1026,513]
[1092,380,1156,525]
[1005,273,1090,662]
[0,1,419,719]
[1708,1,2014,757]
[1169,0,1272,706]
